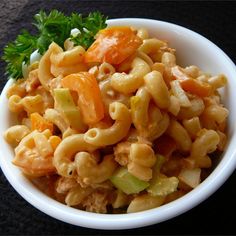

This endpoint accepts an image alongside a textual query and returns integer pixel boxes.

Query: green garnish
[2,10,107,80]
[2,31,37,79]
[70,12,107,49]
[33,10,72,54]
[110,167,150,195]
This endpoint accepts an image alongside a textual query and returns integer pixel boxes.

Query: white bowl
[0,18,236,230]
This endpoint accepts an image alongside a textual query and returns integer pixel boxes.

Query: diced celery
[110,167,149,195]
[147,154,179,196]
[127,194,165,213]
[53,88,86,131]
[154,154,166,173]
[150,154,166,182]
[112,190,129,209]
[147,175,179,196]
[54,88,78,112]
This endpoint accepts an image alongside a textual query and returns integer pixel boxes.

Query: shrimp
[13,130,55,176]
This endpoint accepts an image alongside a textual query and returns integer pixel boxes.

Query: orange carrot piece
[61,72,104,124]
[49,136,62,150]
[180,79,212,97]
[30,112,54,133]
[84,26,142,64]
[171,66,212,97]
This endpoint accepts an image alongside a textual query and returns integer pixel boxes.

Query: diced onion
[178,168,201,188]
[30,49,42,64]
[70,28,81,37]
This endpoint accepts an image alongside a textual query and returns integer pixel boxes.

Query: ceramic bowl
[0,18,236,229]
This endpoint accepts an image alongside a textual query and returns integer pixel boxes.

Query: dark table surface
[0,1,236,235]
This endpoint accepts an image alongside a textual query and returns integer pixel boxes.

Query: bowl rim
[0,18,236,230]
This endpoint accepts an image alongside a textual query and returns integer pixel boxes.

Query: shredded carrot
[30,112,54,133]
[61,72,104,124]
[180,79,212,97]
[49,136,62,150]
[171,66,212,97]
[84,26,142,64]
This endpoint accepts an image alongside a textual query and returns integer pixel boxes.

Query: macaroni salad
[4,25,228,213]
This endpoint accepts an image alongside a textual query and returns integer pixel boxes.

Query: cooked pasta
[4,25,228,214]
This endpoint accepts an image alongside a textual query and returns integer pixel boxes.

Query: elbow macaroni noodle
[4,26,229,214]
[84,102,132,146]
[111,57,151,94]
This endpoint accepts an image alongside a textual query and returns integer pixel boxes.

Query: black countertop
[0,1,235,235]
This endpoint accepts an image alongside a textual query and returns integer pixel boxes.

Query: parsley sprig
[3,31,37,79]
[2,10,107,80]
[70,12,107,49]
